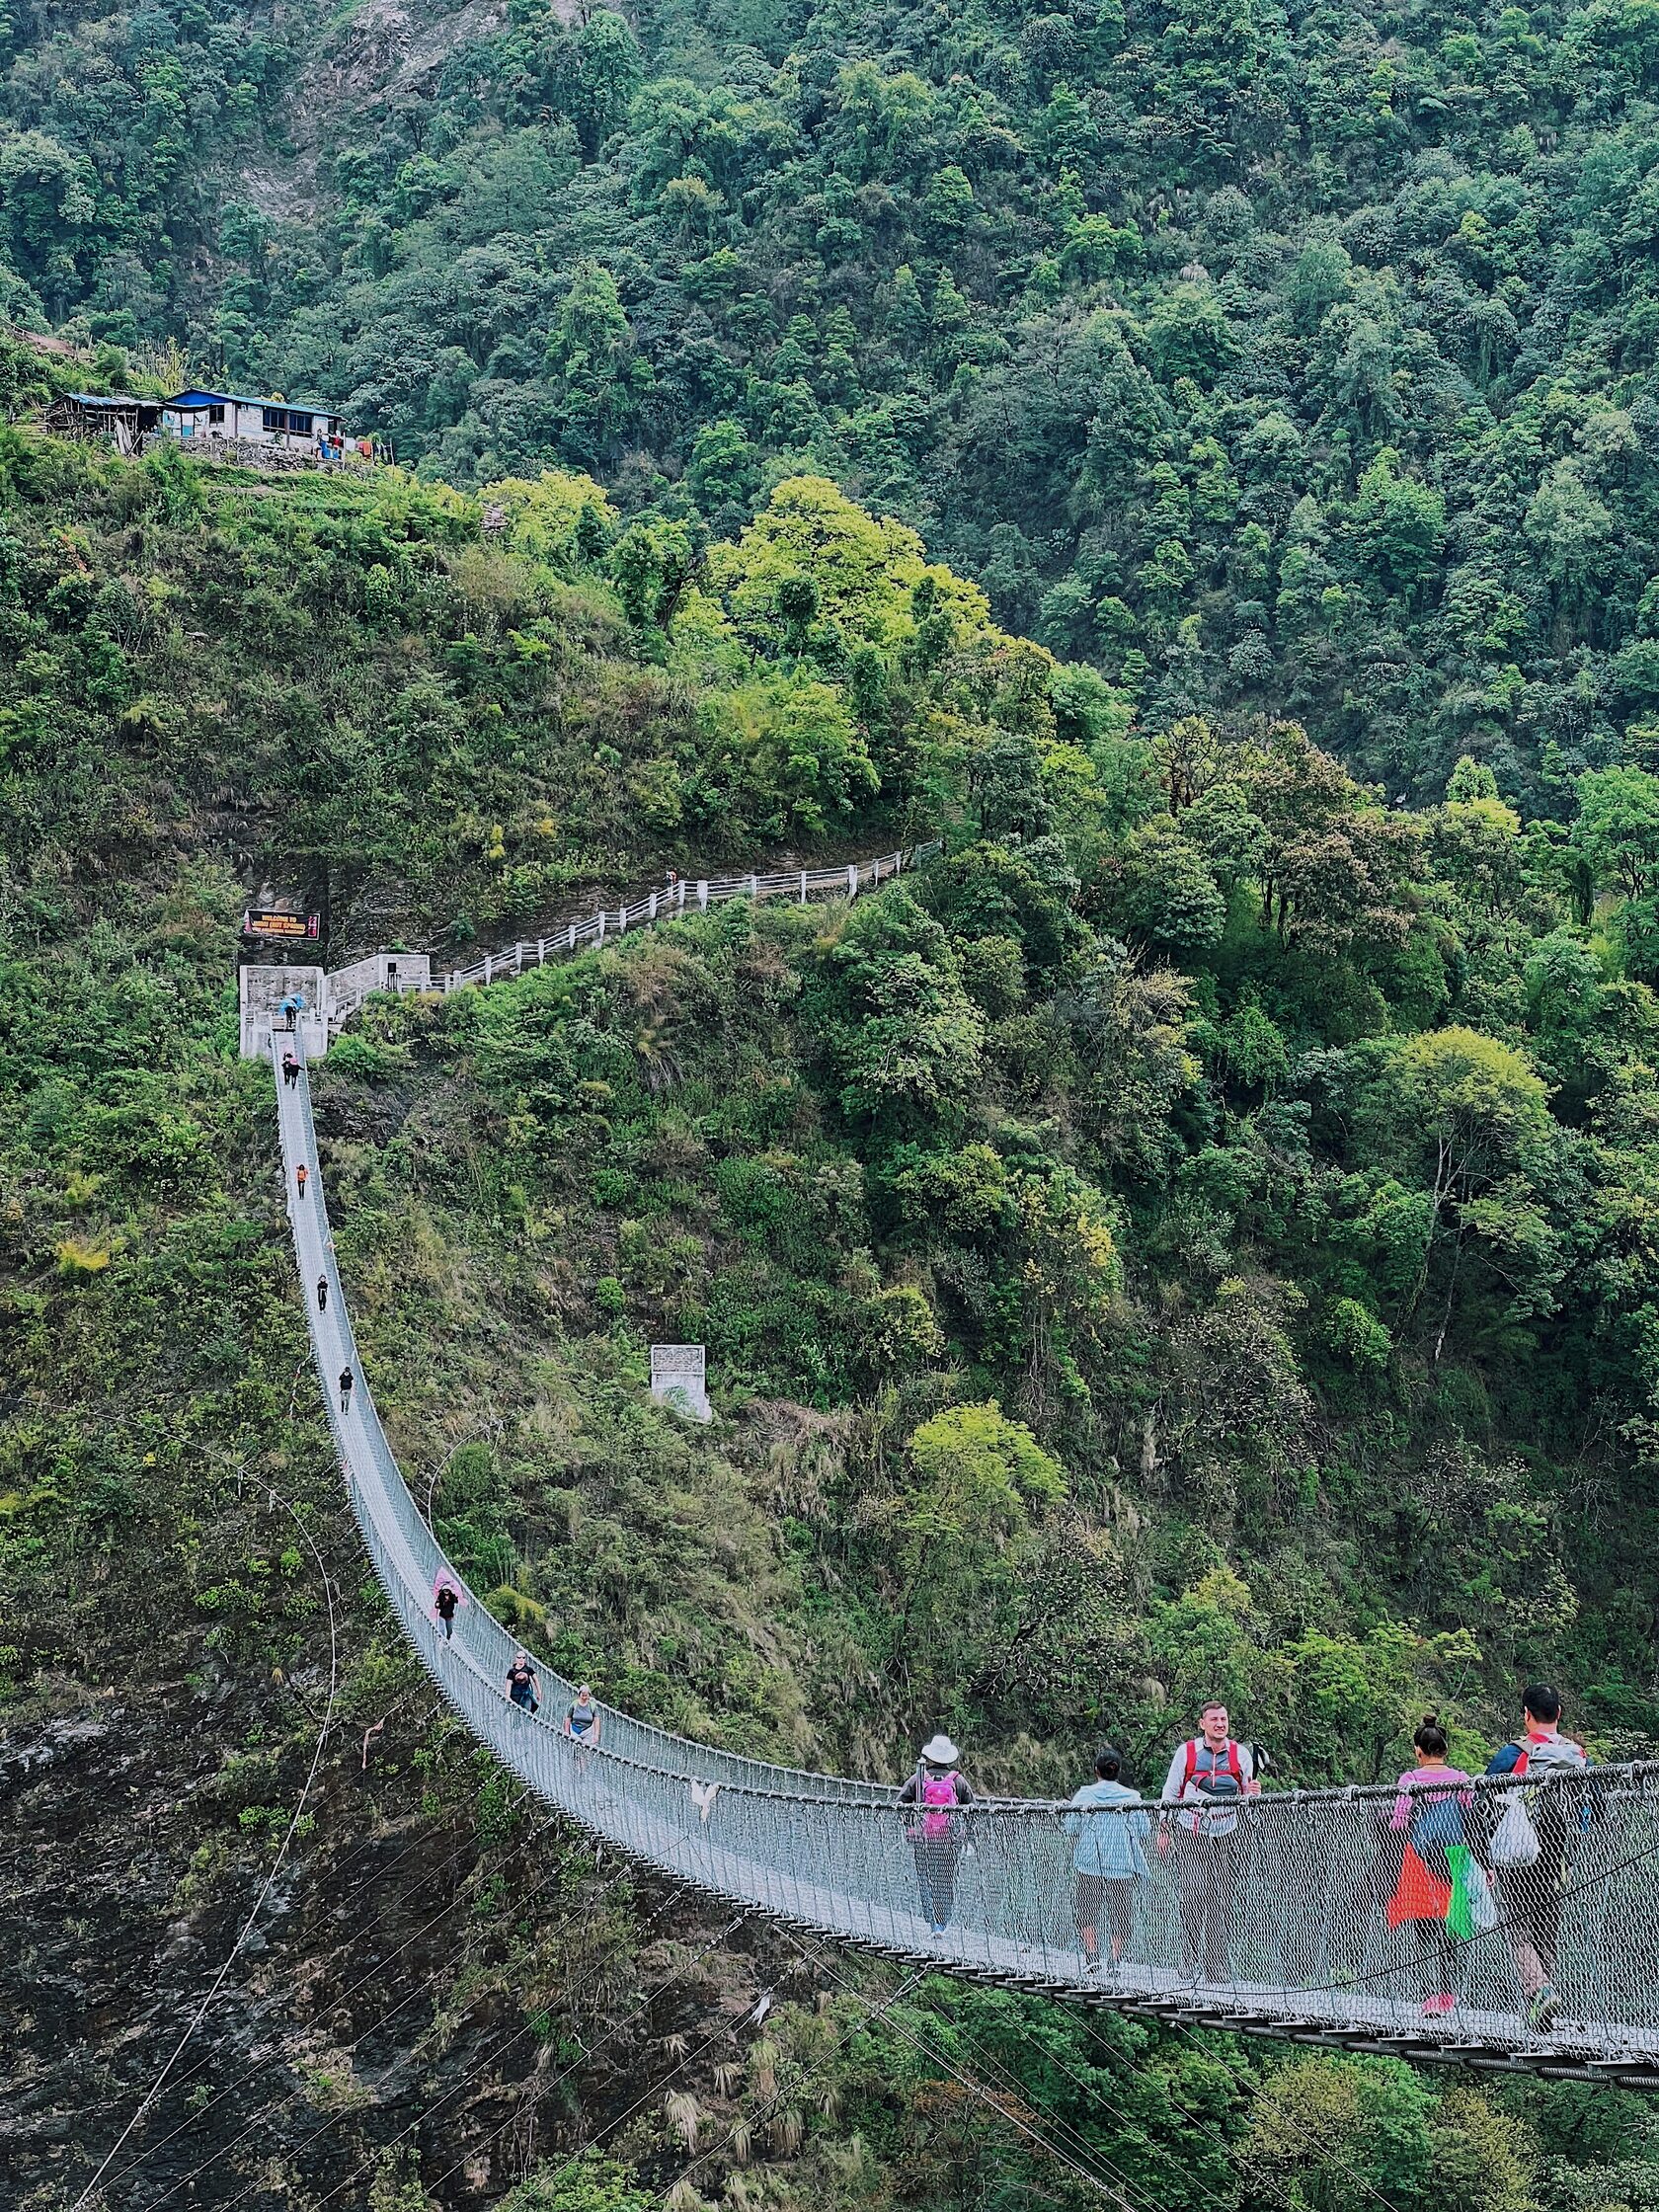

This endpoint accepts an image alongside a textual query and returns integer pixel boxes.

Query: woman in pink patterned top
[1386,1715,1475,2015]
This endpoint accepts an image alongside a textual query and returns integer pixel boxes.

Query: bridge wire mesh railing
[270,887,1659,2088]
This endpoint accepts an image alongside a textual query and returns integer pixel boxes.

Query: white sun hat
[920,1734,960,1765]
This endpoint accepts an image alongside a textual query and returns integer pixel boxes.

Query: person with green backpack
[1386,1715,1491,2016]
[1485,1683,1588,2033]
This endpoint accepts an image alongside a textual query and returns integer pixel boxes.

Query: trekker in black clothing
[434,1584,459,1640]
[281,1053,300,1089]
[339,1366,354,1414]
[506,1652,540,1712]
[316,1275,329,1311]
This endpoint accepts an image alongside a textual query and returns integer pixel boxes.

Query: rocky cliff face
[1,1636,774,2208]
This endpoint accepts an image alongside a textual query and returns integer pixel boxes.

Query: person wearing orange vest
[1158,1698,1260,1982]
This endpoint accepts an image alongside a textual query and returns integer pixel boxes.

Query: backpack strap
[1225,1740,1243,1785]
[1183,1738,1198,1789]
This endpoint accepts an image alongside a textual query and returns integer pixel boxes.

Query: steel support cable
[658,1958,1133,2212]
[117,1858,697,2212]
[84,1556,546,2161]
[70,1484,341,2212]
[86,1725,543,2142]
[412,1946,764,2208]
[93,1798,585,2196]
[773,1932,1138,2208]
[0,1505,363,1921]
[1155,2016,1404,2212]
[301,1910,752,2212]
[651,1968,926,2204]
[898,1974,1242,2211]
[782,1937,1158,2212]
[886,1984,1175,2207]
[1037,2001,1306,2212]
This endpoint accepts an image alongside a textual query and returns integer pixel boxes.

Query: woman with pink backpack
[898,1733,977,1936]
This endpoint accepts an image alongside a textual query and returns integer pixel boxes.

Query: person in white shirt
[1158,1698,1259,1981]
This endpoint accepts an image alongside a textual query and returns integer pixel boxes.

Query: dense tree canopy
[13,0,1659,805]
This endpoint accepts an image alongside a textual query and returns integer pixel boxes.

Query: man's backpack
[1183,1738,1245,1799]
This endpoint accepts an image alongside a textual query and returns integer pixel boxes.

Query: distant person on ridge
[1159,1698,1260,1982]
[506,1651,540,1713]
[1066,1744,1151,1973]
[1485,1683,1588,2033]
[898,1734,976,1936]
[1386,1714,1480,2016]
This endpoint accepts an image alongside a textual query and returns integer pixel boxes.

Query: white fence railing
[437,846,937,994]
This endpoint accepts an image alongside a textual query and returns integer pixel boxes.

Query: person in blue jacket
[1485,1682,1588,2033]
[1065,1744,1152,1972]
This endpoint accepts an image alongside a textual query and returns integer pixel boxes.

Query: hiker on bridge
[1159,1699,1260,1982]
[1387,1714,1482,2016]
[507,1651,540,1713]
[316,1273,328,1311]
[899,1734,976,1937]
[565,1685,602,1752]
[339,1364,354,1414]
[1066,1744,1150,1975]
[281,1051,300,1088]
[432,1567,465,1642]
[295,1161,308,1200]
[1485,1683,1587,2033]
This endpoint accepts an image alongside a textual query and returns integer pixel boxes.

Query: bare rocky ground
[0,1645,774,2209]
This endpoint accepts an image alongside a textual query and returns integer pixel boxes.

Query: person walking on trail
[1159,1699,1260,1982]
[281,1053,300,1089]
[1066,1744,1151,1974]
[506,1651,540,1713]
[1485,1683,1588,2032]
[316,1274,328,1312]
[295,1161,308,1200]
[898,1734,975,1937]
[338,1365,354,1414]
[565,1685,602,1752]
[1387,1715,1484,2016]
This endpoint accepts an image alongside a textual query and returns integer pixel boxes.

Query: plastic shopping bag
[1489,1793,1540,1868]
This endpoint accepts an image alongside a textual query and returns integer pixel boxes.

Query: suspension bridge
[266,847,1659,2094]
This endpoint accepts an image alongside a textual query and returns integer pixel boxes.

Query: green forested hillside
[6,420,1659,2205]
[10,0,1659,796]
[9,0,1659,2196]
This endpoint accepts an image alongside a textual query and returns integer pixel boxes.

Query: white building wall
[240,962,328,1061]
